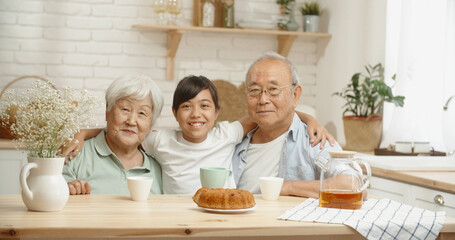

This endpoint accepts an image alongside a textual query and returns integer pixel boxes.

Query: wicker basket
[0,76,55,139]
[343,115,383,151]
[212,80,247,122]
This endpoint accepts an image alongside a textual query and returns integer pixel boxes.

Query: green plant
[332,63,405,117]
[300,1,321,15]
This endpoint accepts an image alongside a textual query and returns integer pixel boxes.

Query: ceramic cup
[200,167,232,188]
[414,142,431,153]
[395,141,413,153]
[259,177,284,200]
[127,176,154,201]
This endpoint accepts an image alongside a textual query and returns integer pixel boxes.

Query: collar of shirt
[233,113,300,182]
[94,130,152,171]
[238,112,300,155]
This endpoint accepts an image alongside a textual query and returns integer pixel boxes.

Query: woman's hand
[68,180,92,195]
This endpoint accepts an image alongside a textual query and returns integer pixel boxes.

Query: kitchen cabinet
[132,24,332,80]
[0,149,26,194]
[368,176,455,217]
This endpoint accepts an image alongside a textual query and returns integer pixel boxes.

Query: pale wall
[317,0,386,144]
[0,0,387,144]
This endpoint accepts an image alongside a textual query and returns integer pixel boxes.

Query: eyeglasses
[246,83,296,98]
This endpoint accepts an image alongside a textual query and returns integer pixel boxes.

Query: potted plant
[300,1,321,32]
[333,63,405,151]
[276,0,298,31]
[0,78,101,211]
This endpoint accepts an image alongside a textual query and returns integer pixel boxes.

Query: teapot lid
[329,151,357,158]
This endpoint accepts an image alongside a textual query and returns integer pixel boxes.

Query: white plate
[199,205,256,213]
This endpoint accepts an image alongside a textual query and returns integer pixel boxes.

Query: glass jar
[315,151,371,209]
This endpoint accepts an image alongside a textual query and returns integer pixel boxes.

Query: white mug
[395,141,413,153]
[259,177,284,200]
[414,142,431,153]
[127,177,154,201]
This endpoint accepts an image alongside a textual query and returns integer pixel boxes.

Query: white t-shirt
[142,121,244,194]
[237,132,286,194]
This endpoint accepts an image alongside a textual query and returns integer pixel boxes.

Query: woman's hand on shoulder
[68,180,91,195]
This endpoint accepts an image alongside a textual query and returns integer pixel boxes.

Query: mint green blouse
[62,131,162,194]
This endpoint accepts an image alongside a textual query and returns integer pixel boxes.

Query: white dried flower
[0,80,102,158]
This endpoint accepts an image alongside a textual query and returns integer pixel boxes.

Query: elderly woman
[62,74,163,195]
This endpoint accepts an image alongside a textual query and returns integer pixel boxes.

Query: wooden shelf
[132,24,332,80]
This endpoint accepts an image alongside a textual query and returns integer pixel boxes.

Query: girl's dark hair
[172,75,220,112]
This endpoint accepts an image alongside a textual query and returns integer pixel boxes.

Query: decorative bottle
[202,0,215,27]
[223,0,234,28]
[285,1,299,31]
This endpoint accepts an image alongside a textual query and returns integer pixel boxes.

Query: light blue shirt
[232,113,342,188]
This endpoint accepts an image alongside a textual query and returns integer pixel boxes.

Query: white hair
[105,74,164,125]
[245,51,300,86]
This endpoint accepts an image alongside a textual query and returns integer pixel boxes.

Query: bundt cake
[192,187,256,209]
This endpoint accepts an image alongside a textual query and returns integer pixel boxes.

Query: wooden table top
[1,194,454,239]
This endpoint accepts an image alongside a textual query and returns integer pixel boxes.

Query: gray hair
[245,51,300,86]
[105,74,164,125]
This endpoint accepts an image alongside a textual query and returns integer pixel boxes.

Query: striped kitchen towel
[278,198,445,240]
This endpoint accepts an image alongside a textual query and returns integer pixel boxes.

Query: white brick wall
[0,0,320,129]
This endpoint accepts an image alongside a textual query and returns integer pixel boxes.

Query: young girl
[141,76,255,194]
[66,75,333,194]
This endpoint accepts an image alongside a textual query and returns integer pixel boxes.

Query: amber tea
[319,190,363,209]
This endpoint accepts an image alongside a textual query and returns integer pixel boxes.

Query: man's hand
[68,180,92,195]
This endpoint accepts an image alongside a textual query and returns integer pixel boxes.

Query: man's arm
[280,180,320,198]
[280,175,367,199]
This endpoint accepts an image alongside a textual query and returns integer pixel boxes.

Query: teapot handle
[20,162,38,201]
[353,158,371,192]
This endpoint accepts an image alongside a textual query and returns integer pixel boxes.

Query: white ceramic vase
[285,1,299,31]
[303,15,320,32]
[20,156,69,212]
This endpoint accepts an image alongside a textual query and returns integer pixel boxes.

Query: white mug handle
[20,162,37,201]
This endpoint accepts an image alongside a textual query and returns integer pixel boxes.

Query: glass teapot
[315,151,371,209]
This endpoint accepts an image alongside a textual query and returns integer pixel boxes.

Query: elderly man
[232,52,343,198]
[62,74,163,195]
